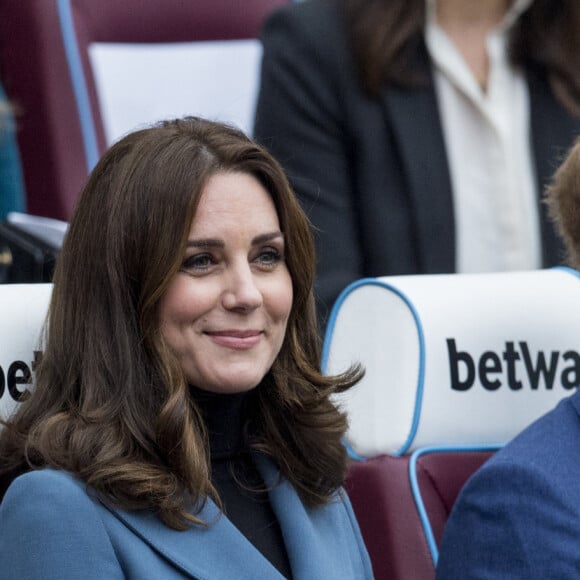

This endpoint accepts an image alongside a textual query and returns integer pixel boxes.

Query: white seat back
[323,268,580,457]
[0,284,52,420]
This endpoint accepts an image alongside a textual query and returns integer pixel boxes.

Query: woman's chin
[193,373,264,395]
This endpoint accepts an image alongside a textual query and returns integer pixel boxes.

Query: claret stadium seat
[323,268,580,580]
[0,0,288,221]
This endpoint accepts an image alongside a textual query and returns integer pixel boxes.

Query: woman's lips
[205,330,262,349]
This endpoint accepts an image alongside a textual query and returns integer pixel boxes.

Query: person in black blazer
[254,0,580,326]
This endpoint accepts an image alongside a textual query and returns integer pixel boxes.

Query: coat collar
[105,495,283,579]
[103,455,354,579]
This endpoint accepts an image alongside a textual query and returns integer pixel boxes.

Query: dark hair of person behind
[344,0,580,115]
[546,137,580,269]
[0,117,363,529]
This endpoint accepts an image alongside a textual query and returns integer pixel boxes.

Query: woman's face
[158,171,293,394]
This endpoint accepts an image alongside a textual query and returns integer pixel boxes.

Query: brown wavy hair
[345,0,580,115]
[546,137,580,269]
[0,117,362,529]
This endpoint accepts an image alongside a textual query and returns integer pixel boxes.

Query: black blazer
[254,0,580,321]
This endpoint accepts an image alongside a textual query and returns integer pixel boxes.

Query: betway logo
[447,339,580,391]
[0,351,42,403]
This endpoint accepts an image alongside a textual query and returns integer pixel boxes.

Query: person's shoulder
[452,391,580,516]
[437,394,580,578]
[6,467,84,494]
[262,0,345,47]
[0,473,124,578]
[2,468,95,515]
[266,0,340,26]
[486,391,580,473]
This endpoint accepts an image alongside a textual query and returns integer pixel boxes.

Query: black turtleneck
[191,387,292,579]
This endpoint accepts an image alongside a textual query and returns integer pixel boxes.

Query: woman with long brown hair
[254,0,580,328]
[0,117,372,579]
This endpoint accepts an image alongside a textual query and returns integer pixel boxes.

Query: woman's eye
[255,248,283,268]
[181,253,214,273]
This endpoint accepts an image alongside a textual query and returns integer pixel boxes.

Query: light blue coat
[0,455,373,579]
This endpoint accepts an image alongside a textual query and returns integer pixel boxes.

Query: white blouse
[424,0,541,273]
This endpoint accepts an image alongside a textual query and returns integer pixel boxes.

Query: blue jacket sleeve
[436,460,580,579]
[0,470,124,580]
[0,82,26,219]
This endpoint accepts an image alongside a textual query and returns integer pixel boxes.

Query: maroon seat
[346,450,494,580]
[0,0,287,220]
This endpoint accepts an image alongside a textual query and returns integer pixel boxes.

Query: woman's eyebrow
[252,231,284,245]
[185,231,284,248]
[186,238,224,249]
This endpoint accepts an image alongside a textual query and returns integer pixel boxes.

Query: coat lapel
[381,69,456,273]
[255,455,364,580]
[105,496,285,579]
[105,456,365,579]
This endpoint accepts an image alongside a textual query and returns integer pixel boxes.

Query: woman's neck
[435,0,512,90]
[190,387,250,459]
[436,0,511,29]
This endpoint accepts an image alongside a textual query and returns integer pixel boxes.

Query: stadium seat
[0,284,52,421]
[323,268,580,579]
[0,0,287,220]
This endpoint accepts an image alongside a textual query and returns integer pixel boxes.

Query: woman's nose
[221,262,263,312]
